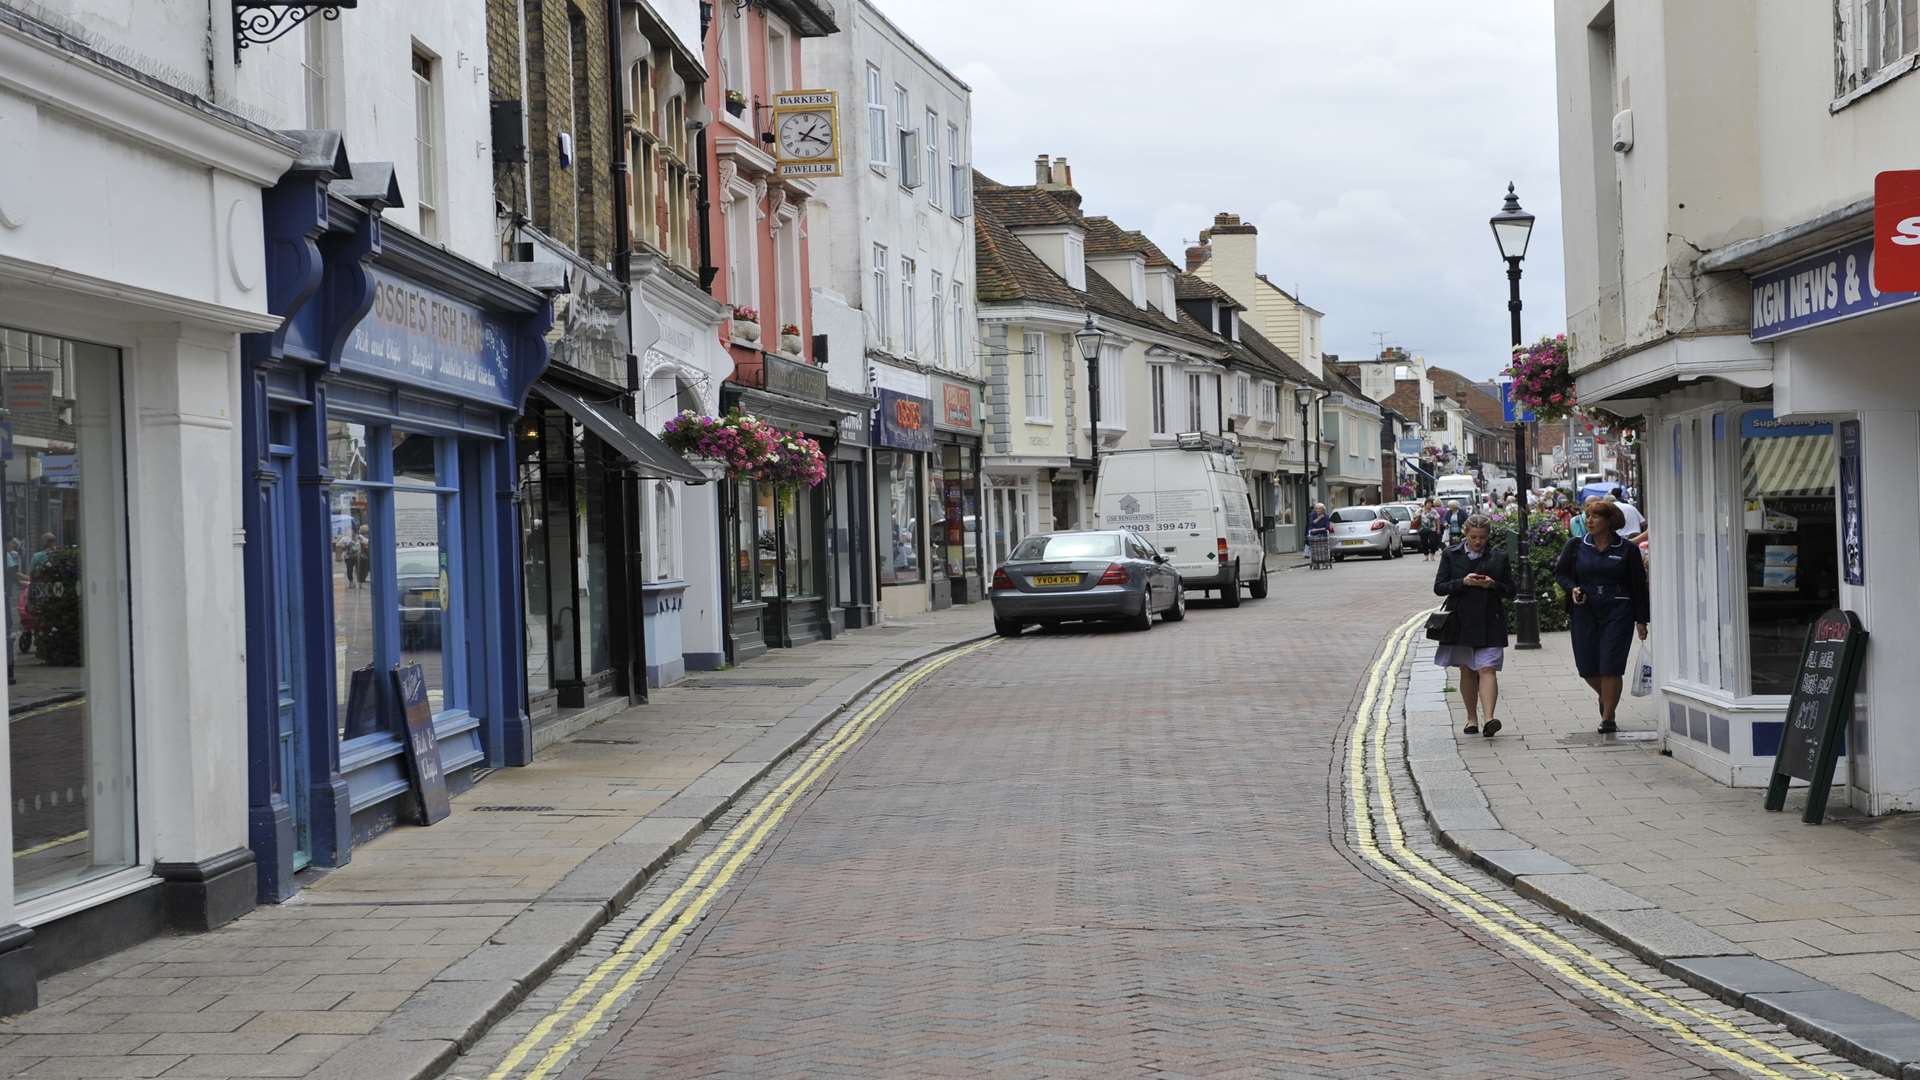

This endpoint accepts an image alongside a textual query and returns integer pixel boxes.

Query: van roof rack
[1175,431,1233,453]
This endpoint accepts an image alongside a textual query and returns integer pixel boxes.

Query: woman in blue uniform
[1433,514,1515,738]
[1554,499,1651,734]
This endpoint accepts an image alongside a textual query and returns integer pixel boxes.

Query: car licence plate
[1341,539,1367,547]
[1030,574,1080,586]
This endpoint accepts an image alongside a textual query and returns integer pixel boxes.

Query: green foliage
[28,547,83,666]
[1492,515,1572,634]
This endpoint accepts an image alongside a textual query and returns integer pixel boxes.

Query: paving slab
[1667,955,1832,1007]
[1579,908,1747,963]
[1469,847,1579,882]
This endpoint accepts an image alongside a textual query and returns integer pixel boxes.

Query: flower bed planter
[661,408,826,490]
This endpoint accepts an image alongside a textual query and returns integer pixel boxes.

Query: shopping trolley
[1308,528,1332,570]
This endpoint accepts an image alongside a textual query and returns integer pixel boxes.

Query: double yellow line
[1349,615,1849,1080]
[485,637,999,1080]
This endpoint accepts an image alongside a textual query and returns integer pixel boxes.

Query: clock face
[778,112,834,160]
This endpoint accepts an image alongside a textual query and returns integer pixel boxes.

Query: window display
[1739,410,1838,695]
[875,451,921,584]
[2,328,134,902]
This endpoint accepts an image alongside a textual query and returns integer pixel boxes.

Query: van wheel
[994,618,1024,638]
[1127,589,1155,632]
[1162,582,1187,622]
[1248,559,1270,599]
[1221,563,1243,608]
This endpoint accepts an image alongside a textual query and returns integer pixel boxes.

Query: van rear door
[1098,451,1211,577]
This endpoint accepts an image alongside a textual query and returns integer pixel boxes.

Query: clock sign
[771,90,841,178]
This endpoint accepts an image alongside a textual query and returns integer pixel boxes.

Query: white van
[1094,436,1268,606]
[1434,472,1480,508]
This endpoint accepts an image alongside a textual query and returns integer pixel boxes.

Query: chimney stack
[1035,154,1075,191]
[1185,241,1211,272]
[1053,156,1072,188]
[1034,154,1052,186]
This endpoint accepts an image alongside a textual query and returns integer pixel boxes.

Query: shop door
[267,420,311,869]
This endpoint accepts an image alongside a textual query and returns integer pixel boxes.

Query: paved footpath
[450,556,1862,1079]
[0,606,992,1080]
[1409,625,1920,1077]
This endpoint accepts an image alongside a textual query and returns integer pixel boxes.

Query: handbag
[1425,596,1459,644]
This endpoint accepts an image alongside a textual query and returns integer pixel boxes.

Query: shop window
[653,482,676,582]
[942,445,980,578]
[782,488,818,598]
[1739,409,1839,695]
[2,328,134,903]
[576,424,610,673]
[330,418,465,738]
[927,454,946,582]
[874,451,922,584]
[517,426,551,696]
[733,478,760,603]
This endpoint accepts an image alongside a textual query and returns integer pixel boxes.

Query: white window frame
[726,188,758,315]
[720,5,752,128]
[925,108,942,208]
[766,19,790,96]
[1234,374,1251,418]
[872,243,890,349]
[929,270,945,365]
[1150,364,1170,436]
[1023,331,1050,422]
[866,65,889,173]
[1064,233,1085,290]
[1836,0,1919,105]
[901,256,917,357]
[411,48,442,241]
[776,223,801,348]
[1186,371,1203,432]
[894,85,912,192]
[304,20,333,128]
[946,122,964,219]
[1099,343,1124,432]
[952,281,966,370]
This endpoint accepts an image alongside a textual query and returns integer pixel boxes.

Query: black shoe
[1482,718,1503,738]
[1597,719,1618,734]
[1462,723,1479,735]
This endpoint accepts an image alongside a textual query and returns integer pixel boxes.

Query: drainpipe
[605,0,649,702]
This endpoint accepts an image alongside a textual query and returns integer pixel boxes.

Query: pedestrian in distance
[1307,502,1331,536]
[1443,500,1469,546]
[1555,498,1651,734]
[1433,514,1516,738]
[1418,499,1444,560]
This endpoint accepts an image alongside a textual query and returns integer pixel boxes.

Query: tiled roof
[973,171,1224,353]
[1173,271,1244,309]
[1081,217,1180,270]
[1428,365,1507,430]
[1381,380,1423,420]
[1237,324,1324,388]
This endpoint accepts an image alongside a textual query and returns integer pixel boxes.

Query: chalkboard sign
[392,664,450,825]
[1764,609,1867,824]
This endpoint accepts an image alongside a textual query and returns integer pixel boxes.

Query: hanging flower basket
[1504,333,1576,423]
[659,408,825,489]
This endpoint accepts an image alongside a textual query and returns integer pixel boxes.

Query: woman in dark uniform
[1554,498,1651,734]
[1433,514,1516,738]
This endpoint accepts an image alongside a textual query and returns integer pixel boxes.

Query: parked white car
[1094,436,1270,606]
[1329,505,1404,561]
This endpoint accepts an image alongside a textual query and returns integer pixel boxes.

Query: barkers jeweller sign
[341,269,514,406]
[1748,236,1920,342]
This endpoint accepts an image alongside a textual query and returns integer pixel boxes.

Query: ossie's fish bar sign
[1749,236,1920,342]
[341,269,515,406]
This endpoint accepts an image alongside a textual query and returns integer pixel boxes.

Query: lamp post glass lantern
[1074,313,1106,478]
[1294,385,1315,546]
[1491,182,1541,650]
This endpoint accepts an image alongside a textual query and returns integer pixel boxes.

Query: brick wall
[487,0,616,261]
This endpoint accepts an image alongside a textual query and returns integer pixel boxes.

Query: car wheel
[1162,581,1187,622]
[1333,553,1346,563]
[994,618,1024,638]
[1248,559,1270,599]
[1220,562,1242,608]
[1127,588,1155,632]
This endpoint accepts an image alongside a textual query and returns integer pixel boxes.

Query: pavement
[0,605,993,1080]
[1405,629,1920,1078]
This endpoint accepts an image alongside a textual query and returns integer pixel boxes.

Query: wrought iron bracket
[233,1,357,62]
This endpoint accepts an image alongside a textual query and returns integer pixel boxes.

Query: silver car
[1329,506,1403,561]
[1379,503,1418,546]
[990,529,1185,636]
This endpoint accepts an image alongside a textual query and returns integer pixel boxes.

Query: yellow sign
[771,89,841,178]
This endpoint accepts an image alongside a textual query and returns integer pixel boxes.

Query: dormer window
[1160,274,1176,317]
[1064,233,1085,290]
[1129,259,1146,309]
[1225,309,1238,342]
[1210,303,1221,334]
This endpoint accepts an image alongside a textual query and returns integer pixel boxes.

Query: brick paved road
[525,560,1761,1079]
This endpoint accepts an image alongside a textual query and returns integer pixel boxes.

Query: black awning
[536,383,705,483]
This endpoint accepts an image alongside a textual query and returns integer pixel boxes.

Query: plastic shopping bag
[1630,642,1655,698]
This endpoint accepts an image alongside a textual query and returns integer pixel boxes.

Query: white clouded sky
[865,0,1565,380]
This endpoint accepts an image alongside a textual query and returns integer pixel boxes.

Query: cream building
[1555,0,1920,807]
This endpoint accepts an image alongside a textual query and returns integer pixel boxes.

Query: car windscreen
[396,549,439,577]
[1010,534,1123,561]
[1381,506,1410,521]
[1330,509,1377,523]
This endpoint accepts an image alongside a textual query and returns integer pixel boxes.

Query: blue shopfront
[242,141,554,901]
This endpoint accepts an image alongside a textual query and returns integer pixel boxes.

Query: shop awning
[535,384,706,483]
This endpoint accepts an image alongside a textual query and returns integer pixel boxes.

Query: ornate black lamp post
[1294,384,1315,546]
[1491,182,1541,650]
[1074,313,1106,478]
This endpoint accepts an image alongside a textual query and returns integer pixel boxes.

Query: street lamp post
[1074,312,1107,482]
[1491,182,1541,650]
[1294,385,1315,546]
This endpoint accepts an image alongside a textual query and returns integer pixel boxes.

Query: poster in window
[1839,419,1865,586]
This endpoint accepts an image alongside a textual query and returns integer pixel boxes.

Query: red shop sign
[1873,170,1920,293]
[941,383,974,428]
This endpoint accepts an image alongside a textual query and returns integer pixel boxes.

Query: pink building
[701,0,847,658]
